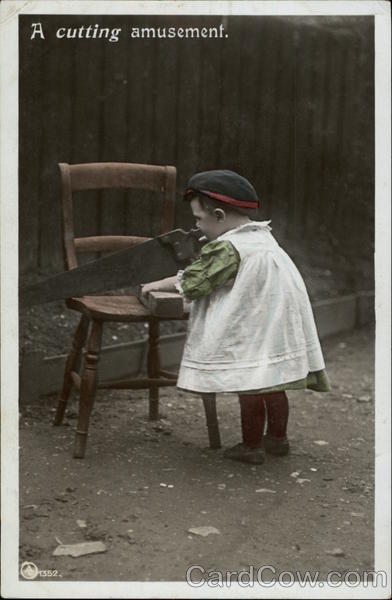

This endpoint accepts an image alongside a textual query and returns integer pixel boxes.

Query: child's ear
[214,208,226,221]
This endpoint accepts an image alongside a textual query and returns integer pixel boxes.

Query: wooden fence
[19,15,374,275]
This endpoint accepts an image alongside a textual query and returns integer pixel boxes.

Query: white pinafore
[177,221,325,393]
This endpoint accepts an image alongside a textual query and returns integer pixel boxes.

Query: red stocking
[264,391,289,438]
[238,395,266,448]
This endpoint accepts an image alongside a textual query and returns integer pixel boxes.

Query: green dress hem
[238,369,331,394]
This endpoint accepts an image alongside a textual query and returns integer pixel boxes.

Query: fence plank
[173,24,203,229]
[100,19,129,237]
[268,20,295,234]
[198,25,223,173]
[292,25,311,236]
[236,19,264,220]
[323,35,345,231]
[307,31,329,237]
[70,20,104,248]
[19,17,43,275]
[301,30,319,235]
[150,30,178,233]
[124,23,157,237]
[254,18,280,217]
[218,17,243,172]
[37,16,73,272]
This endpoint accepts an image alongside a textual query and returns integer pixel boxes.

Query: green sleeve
[180,240,240,300]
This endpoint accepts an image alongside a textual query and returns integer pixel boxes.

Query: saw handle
[157,228,207,266]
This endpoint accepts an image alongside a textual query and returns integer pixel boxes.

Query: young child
[141,170,330,464]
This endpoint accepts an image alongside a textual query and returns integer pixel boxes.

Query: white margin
[1,0,20,598]
[0,0,391,16]
[374,10,392,581]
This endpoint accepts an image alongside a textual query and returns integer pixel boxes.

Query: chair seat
[66,295,152,321]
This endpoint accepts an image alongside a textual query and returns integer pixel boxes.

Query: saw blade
[20,236,180,308]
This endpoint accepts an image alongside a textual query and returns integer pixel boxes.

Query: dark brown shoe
[263,434,290,456]
[224,443,265,464]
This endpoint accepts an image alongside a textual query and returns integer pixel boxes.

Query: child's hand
[140,281,162,298]
[140,276,178,298]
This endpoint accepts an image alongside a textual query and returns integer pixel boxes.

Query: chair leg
[201,393,221,449]
[147,318,160,420]
[73,320,102,459]
[53,315,89,426]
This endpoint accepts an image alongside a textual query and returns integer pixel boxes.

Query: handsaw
[20,228,206,308]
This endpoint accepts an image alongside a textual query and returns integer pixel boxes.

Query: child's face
[190,197,224,241]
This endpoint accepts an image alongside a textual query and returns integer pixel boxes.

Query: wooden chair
[53,162,221,458]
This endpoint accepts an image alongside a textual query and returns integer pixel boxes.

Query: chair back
[59,162,177,270]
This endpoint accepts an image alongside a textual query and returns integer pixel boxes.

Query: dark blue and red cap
[184,169,259,210]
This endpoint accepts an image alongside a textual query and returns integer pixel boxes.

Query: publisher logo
[20,561,39,580]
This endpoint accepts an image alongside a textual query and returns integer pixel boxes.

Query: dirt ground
[18,324,375,584]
